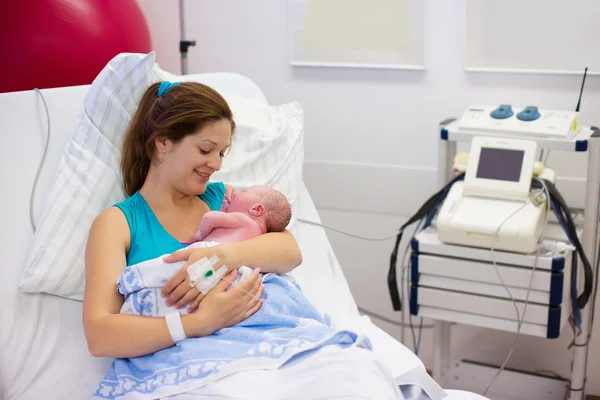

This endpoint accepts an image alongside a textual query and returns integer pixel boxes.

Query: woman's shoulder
[89,193,138,243]
[113,191,143,209]
[93,206,130,230]
[112,192,146,221]
[89,206,131,247]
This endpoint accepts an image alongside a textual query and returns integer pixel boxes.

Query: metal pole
[432,321,444,381]
[182,55,189,76]
[179,0,185,75]
[570,130,600,399]
[442,321,451,374]
[178,0,195,75]
[432,123,456,383]
[437,129,456,184]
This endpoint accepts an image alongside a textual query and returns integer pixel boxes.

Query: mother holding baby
[83,81,402,399]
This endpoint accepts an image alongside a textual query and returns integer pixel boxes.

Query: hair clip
[158,81,182,96]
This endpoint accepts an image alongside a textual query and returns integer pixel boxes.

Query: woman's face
[159,119,232,195]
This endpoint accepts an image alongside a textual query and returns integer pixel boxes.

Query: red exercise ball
[0,0,152,93]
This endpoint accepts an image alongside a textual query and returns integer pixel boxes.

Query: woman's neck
[139,166,196,211]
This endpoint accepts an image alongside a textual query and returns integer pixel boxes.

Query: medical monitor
[464,136,537,201]
[476,148,524,182]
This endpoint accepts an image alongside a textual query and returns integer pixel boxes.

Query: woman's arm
[82,207,264,358]
[165,229,302,277]
[161,229,302,311]
[82,207,207,358]
[221,229,303,274]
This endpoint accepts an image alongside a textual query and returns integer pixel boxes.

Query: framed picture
[465,0,600,75]
[288,0,425,70]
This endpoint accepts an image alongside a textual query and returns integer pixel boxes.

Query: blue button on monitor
[490,104,514,119]
[517,106,541,121]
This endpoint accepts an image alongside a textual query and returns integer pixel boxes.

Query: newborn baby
[118,186,293,316]
[193,185,292,243]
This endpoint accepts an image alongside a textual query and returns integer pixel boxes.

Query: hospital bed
[0,53,485,399]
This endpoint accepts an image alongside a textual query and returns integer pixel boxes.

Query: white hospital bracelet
[165,312,187,343]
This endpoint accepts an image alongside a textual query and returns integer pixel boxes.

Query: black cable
[543,179,593,309]
[387,174,593,311]
[387,173,465,311]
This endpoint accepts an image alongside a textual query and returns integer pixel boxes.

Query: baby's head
[224,185,291,232]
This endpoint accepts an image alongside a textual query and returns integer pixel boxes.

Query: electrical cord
[296,217,437,345]
[356,306,434,329]
[409,311,424,356]
[533,369,568,381]
[298,172,596,378]
[388,173,467,311]
[568,313,580,350]
[30,88,51,232]
[297,218,400,241]
[297,200,449,354]
[403,220,424,354]
[401,220,423,346]
[481,200,534,395]
[543,149,551,165]
[482,178,550,396]
[543,179,594,309]
[534,369,570,400]
[550,180,598,396]
[323,165,591,391]
[538,149,551,165]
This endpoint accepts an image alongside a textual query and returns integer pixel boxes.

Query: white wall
[137,0,182,75]
[146,0,600,394]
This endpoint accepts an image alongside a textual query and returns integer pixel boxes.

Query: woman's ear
[154,136,172,162]
[249,204,265,217]
[154,136,172,154]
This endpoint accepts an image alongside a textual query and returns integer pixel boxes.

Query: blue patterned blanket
[93,252,371,399]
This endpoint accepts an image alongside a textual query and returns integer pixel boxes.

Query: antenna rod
[575,67,588,112]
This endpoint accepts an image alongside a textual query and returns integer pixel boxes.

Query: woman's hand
[188,268,264,336]
[161,245,240,312]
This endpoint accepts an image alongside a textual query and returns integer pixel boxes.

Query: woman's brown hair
[120,81,236,196]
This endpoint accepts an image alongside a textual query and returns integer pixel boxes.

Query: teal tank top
[114,182,226,266]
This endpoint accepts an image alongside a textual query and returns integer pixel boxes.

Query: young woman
[83,81,401,399]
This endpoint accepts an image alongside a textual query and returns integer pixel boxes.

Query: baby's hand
[220,193,232,212]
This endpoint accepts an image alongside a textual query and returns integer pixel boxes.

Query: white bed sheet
[290,184,425,380]
[0,183,423,400]
[0,76,423,400]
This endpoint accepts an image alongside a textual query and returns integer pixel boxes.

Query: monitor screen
[476,147,524,182]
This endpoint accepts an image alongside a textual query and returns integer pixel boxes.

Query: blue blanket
[93,256,372,399]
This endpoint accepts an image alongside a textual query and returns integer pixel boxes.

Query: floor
[426,369,600,400]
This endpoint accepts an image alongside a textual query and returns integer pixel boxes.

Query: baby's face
[223,186,265,214]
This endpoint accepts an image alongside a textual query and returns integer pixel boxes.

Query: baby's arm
[197,211,254,241]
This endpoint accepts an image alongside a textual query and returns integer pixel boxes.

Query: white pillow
[212,94,304,230]
[19,52,304,301]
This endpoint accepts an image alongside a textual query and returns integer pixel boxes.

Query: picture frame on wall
[465,0,600,76]
[287,0,425,70]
